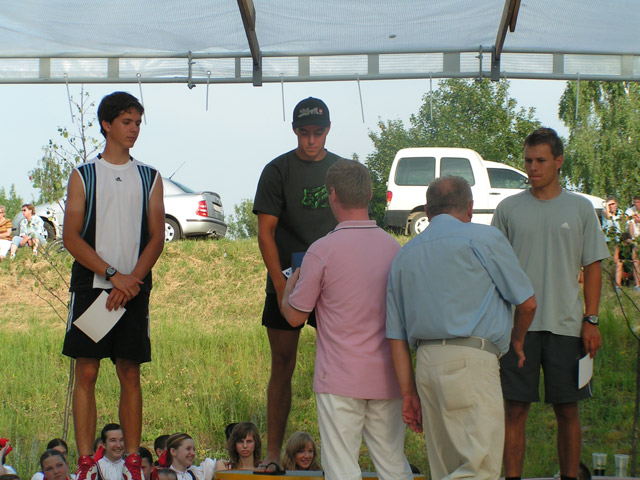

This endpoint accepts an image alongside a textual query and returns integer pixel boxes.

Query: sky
[0,78,569,216]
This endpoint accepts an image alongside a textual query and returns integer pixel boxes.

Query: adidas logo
[560,222,570,229]
[115,177,123,182]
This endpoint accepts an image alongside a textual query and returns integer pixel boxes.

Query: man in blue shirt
[387,176,536,480]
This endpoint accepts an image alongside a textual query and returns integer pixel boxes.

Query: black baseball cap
[292,97,330,129]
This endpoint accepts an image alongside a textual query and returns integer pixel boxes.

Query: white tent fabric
[0,0,639,84]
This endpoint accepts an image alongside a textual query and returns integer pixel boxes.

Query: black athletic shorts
[261,292,317,330]
[500,330,592,404]
[62,289,151,364]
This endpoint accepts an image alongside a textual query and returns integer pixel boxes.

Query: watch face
[106,267,116,278]
[585,315,598,325]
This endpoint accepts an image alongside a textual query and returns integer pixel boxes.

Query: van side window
[394,157,436,186]
[487,168,528,189]
[440,157,475,186]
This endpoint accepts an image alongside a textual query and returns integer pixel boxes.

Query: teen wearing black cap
[253,97,344,473]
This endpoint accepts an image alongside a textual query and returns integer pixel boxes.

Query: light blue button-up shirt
[386,214,534,353]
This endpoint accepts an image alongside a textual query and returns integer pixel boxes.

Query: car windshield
[165,178,195,193]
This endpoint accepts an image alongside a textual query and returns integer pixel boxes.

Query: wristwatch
[105,266,117,281]
[583,314,599,326]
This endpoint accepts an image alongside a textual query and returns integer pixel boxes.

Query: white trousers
[416,344,504,480]
[315,393,413,480]
[0,239,11,257]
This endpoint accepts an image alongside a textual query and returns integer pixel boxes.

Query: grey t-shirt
[492,189,609,337]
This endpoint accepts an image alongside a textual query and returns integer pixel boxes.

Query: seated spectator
[0,205,12,259]
[0,439,17,476]
[153,435,169,466]
[602,196,623,242]
[627,197,640,238]
[161,433,215,480]
[614,232,640,292]
[155,469,176,480]
[31,439,72,480]
[281,432,321,471]
[39,449,71,480]
[625,195,640,218]
[214,423,261,472]
[138,447,153,480]
[94,423,125,480]
[93,438,102,455]
[9,204,46,258]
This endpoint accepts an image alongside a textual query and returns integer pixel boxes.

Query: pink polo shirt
[289,220,402,399]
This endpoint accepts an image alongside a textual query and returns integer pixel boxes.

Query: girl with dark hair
[160,433,215,480]
[32,440,72,480]
[214,423,261,472]
[39,450,71,480]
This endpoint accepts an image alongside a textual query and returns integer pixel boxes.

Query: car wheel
[409,212,428,235]
[42,219,56,240]
[165,218,181,243]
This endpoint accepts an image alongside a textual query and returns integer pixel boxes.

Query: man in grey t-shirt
[492,128,608,480]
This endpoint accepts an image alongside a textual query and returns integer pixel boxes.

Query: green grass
[0,242,638,479]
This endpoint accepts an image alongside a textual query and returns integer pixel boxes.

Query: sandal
[253,462,285,475]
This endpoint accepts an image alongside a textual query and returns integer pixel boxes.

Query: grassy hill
[0,238,638,478]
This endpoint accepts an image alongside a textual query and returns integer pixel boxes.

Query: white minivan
[383,147,604,235]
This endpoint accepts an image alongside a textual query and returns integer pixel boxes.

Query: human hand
[278,269,298,315]
[110,272,143,301]
[106,288,128,311]
[581,322,601,358]
[401,393,423,433]
[511,337,526,368]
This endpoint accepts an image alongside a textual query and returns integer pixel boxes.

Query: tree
[559,81,640,203]
[30,86,103,203]
[0,185,24,218]
[366,78,541,225]
[227,198,258,239]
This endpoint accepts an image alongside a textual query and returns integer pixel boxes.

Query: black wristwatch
[583,314,599,326]
[105,266,117,281]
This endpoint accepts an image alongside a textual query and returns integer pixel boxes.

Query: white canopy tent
[1,0,639,86]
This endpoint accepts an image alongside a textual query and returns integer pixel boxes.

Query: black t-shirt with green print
[253,149,342,293]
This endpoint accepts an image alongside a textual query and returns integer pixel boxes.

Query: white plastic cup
[614,453,629,477]
[592,452,607,476]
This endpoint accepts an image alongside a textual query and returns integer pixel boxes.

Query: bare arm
[510,294,536,368]
[257,213,287,312]
[280,269,310,327]
[582,260,603,357]
[389,339,422,433]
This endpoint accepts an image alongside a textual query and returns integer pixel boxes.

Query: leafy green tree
[366,79,541,225]
[0,185,25,219]
[227,198,258,239]
[30,87,103,203]
[559,81,640,204]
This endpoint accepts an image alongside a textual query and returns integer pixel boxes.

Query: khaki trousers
[416,344,504,480]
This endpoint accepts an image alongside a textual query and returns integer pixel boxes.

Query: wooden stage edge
[214,472,424,479]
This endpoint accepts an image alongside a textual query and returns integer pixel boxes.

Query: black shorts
[62,289,151,364]
[261,293,316,330]
[500,331,592,404]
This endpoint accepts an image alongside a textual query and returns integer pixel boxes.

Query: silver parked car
[162,177,226,242]
[12,177,227,243]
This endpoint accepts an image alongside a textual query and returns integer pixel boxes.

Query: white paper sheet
[578,353,593,389]
[74,291,125,343]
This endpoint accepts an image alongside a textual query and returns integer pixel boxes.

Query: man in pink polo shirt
[281,159,413,480]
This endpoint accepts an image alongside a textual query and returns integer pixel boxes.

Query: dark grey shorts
[62,289,151,364]
[500,331,592,404]
[261,292,316,330]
